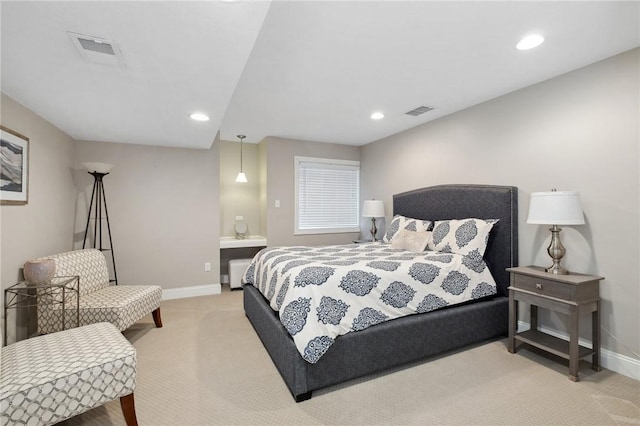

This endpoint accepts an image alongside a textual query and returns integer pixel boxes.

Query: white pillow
[383,215,432,243]
[428,218,498,256]
[391,229,432,252]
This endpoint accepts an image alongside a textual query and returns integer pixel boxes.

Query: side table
[4,276,80,346]
[507,266,603,381]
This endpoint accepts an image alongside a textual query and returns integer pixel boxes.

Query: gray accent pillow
[390,229,431,252]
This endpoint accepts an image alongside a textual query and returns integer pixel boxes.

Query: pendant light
[235,134,248,183]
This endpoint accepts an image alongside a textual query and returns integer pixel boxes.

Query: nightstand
[507,266,604,381]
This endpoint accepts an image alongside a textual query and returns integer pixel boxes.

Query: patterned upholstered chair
[0,322,138,426]
[37,249,162,334]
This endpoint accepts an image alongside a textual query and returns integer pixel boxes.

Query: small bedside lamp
[527,189,585,275]
[362,200,385,242]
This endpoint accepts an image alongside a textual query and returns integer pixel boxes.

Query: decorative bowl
[23,259,56,285]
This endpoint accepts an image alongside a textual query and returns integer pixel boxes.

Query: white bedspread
[242,242,497,363]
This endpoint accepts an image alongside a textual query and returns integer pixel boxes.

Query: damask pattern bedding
[242,242,497,364]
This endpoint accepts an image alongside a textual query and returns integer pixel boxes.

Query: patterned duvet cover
[242,242,497,364]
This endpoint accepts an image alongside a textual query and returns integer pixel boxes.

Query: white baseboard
[162,284,221,300]
[517,321,640,381]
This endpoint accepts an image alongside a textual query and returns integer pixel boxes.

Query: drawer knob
[536,283,543,290]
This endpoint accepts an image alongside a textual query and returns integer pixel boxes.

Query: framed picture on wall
[1,125,29,205]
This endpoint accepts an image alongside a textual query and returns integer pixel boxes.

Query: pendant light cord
[237,134,246,173]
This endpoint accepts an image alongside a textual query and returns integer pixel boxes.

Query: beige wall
[360,48,639,361]
[262,136,361,246]
[219,139,261,237]
[73,138,220,290]
[259,140,268,240]
[1,93,77,342]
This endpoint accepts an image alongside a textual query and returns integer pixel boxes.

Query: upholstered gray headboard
[393,184,518,296]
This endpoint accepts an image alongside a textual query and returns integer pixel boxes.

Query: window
[295,156,360,234]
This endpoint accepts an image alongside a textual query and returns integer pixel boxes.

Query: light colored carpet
[64,288,639,426]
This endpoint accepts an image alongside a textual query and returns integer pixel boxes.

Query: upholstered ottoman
[0,323,138,426]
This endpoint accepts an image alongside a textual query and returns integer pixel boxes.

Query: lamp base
[546,225,569,275]
[545,264,568,275]
[370,218,378,242]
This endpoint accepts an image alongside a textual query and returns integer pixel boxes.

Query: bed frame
[244,184,518,401]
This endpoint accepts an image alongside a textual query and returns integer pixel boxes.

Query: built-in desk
[220,236,267,249]
[219,236,267,285]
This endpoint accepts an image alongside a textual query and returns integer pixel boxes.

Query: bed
[243,184,518,401]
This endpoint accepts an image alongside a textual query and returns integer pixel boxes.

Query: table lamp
[362,200,385,242]
[527,189,585,275]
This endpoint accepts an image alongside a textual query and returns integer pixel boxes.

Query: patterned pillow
[383,215,432,243]
[428,218,499,256]
[390,229,432,252]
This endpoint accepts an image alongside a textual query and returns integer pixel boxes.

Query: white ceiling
[2,1,639,148]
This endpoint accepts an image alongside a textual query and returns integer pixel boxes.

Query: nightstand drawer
[512,273,572,300]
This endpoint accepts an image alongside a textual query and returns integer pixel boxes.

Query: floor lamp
[82,162,118,285]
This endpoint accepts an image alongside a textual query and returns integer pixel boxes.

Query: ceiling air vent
[68,32,125,68]
[405,106,435,116]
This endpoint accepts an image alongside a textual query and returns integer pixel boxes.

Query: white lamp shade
[82,162,113,173]
[527,191,585,225]
[362,199,385,218]
[235,172,248,183]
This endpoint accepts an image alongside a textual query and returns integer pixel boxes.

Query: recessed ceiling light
[516,34,544,50]
[190,113,210,122]
[370,112,384,120]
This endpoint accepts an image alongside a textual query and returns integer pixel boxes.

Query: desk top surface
[220,236,267,249]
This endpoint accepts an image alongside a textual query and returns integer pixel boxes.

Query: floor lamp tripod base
[83,171,118,285]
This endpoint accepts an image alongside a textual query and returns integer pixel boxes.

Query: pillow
[428,218,499,256]
[383,215,432,243]
[391,229,431,252]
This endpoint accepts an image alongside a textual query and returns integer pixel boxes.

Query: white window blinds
[295,156,360,234]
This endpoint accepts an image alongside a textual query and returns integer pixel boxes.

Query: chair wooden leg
[120,393,138,426]
[152,308,163,328]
